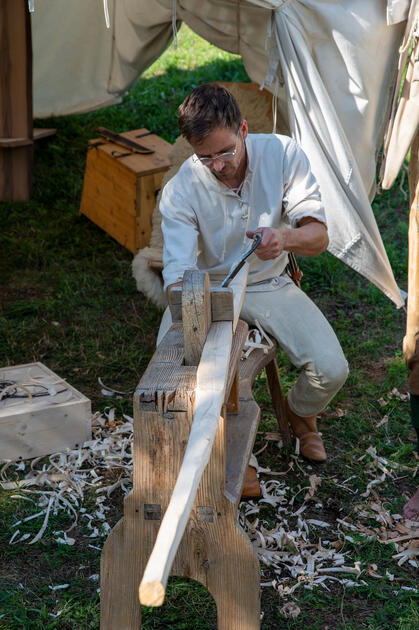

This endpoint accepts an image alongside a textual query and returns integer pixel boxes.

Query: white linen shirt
[160,133,326,291]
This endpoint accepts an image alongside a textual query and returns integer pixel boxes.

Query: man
[158,83,348,471]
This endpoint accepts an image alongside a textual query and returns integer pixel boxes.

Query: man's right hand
[246,227,288,260]
[246,218,328,259]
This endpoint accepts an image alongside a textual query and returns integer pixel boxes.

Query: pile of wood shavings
[239,473,367,598]
[1,408,417,602]
[239,444,418,600]
[350,446,419,571]
[1,409,133,547]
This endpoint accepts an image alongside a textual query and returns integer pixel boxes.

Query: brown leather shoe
[241,465,261,499]
[285,398,327,462]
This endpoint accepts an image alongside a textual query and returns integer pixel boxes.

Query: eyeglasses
[193,133,240,167]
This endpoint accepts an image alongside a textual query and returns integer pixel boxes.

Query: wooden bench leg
[101,490,163,630]
[208,526,260,630]
[101,512,260,630]
[100,510,142,629]
[265,358,291,444]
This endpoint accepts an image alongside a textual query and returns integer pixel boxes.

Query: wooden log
[228,264,248,331]
[404,130,419,362]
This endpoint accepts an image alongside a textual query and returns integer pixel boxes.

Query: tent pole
[403,130,419,363]
[0,0,33,201]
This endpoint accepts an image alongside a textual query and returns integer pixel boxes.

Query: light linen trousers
[158,279,348,418]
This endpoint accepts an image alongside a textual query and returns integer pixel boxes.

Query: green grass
[1,23,418,630]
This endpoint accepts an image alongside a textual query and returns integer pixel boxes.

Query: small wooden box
[80,129,171,253]
[0,362,91,461]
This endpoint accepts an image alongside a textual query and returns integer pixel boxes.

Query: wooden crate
[0,362,91,461]
[80,129,171,253]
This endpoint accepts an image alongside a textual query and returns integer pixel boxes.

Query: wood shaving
[280,602,301,617]
[376,414,389,427]
[304,474,322,500]
[97,377,129,396]
[241,320,274,359]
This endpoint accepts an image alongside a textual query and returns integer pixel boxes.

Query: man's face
[190,120,248,185]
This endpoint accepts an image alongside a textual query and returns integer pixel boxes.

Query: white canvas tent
[31,0,413,307]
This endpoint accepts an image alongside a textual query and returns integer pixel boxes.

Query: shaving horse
[100,264,290,629]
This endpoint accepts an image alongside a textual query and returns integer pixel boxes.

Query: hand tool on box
[221,233,262,288]
[92,127,155,154]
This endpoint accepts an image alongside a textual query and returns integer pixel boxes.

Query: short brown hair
[177,84,242,142]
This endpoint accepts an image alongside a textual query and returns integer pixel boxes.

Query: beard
[209,138,247,186]
[211,163,235,181]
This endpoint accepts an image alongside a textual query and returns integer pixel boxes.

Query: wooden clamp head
[168,264,248,365]
[169,272,235,366]
[169,281,234,324]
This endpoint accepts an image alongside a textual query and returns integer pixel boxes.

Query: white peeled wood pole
[138,264,248,607]
[404,131,419,363]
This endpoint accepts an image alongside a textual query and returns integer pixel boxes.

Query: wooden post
[404,131,419,363]
[0,0,33,201]
[182,270,212,366]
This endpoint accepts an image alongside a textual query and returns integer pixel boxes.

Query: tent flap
[32,0,408,305]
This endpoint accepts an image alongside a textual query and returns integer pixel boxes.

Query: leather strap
[286,251,303,289]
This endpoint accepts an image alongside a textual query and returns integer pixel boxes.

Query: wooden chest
[80,129,171,253]
[0,362,91,461]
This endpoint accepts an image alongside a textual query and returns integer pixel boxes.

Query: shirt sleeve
[160,177,199,291]
[282,139,327,228]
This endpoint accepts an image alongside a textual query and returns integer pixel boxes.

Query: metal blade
[221,234,261,288]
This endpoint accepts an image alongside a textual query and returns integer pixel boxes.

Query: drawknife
[221,234,262,288]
